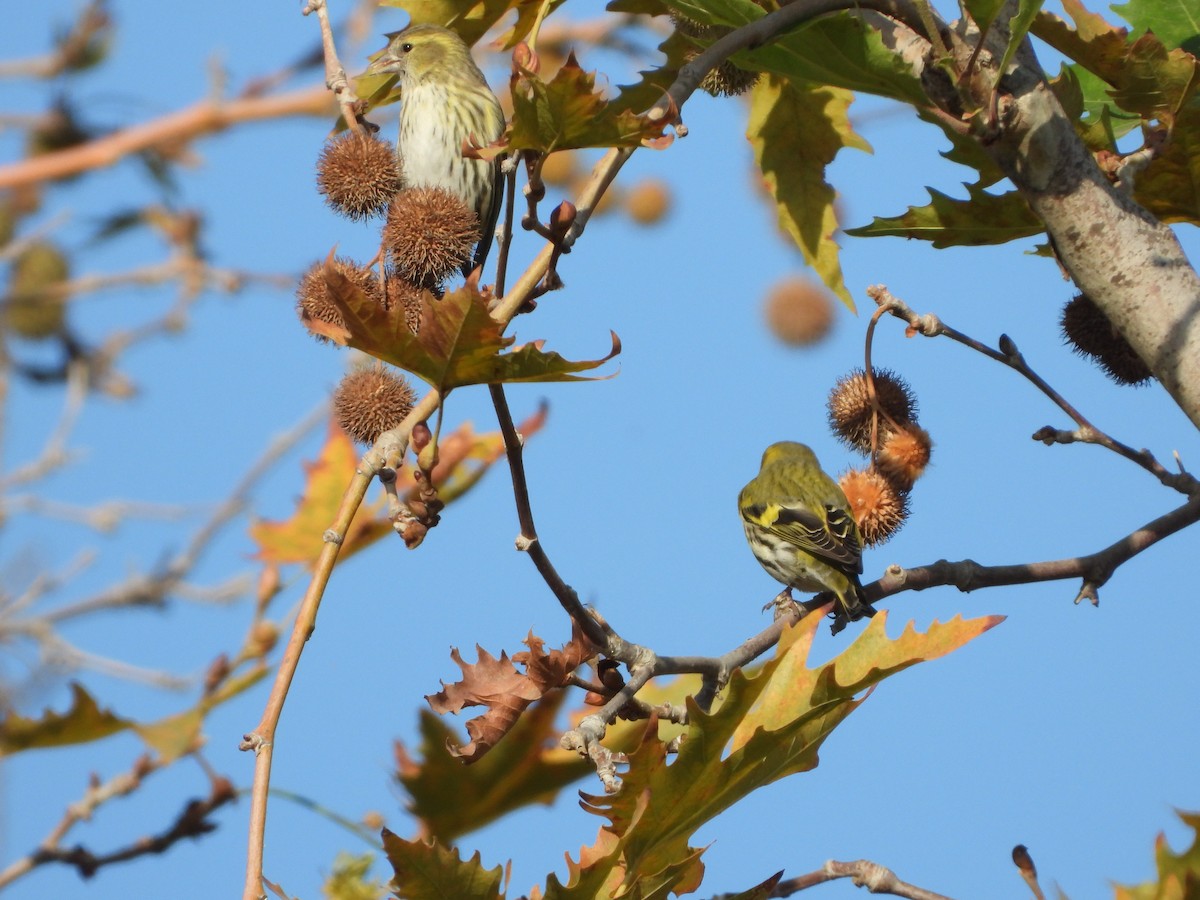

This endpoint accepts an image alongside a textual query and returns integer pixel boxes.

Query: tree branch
[0,86,333,189]
[957,18,1200,430]
[871,496,1200,606]
[869,286,1200,496]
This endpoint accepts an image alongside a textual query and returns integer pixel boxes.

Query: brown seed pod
[333,365,417,446]
[875,424,933,492]
[694,51,761,98]
[315,131,401,221]
[384,187,478,287]
[827,368,918,453]
[839,466,909,547]
[295,257,381,342]
[673,15,760,97]
[625,178,672,225]
[763,276,835,347]
[1060,292,1152,386]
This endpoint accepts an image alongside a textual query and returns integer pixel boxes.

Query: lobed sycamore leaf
[1114,810,1200,899]
[426,625,598,762]
[0,682,130,754]
[381,0,530,48]
[659,0,926,104]
[1133,101,1200,224]
[500,53,673,156]
[1111,0,1200,55]
[748,75,868,310]
[395,692,592,844]
[1107,32,1199,126]
[250,409,547,567]
[381,831,504,900]
[1033,0,1134,86]
[303,261,620,389]
[542,610,1001,898]
[0,671,265,761]
[845,184,1044,247]
[250,420,388,567]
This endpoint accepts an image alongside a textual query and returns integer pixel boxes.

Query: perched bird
[739,442,875,627]
[365,24,505,275]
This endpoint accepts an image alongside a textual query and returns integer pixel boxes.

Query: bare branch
[770,858,955,899]
[871,496,1200,607]
[869,286,1200,496]
[0,87,333,189]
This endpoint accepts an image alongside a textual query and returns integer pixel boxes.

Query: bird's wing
[765,500,863,575]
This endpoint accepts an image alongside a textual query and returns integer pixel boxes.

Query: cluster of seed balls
[826,368,933,547]
[296,130,485,446]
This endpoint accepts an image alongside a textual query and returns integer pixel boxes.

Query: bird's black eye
[401,42,413,52]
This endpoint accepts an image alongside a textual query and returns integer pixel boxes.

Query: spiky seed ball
[626,178,672,225]
[364,24,506,277]
[764,277,835,347]
[695,53,761,97]
[316,131,402,221]
[1060,292,1152,386]
[5,241,69,339]
[382,272,431,334]
[671,12,715,38]
[828,368,918,453]
[875,424,933,492]
[384,188,479,288]
[296,257,381,342]
[673,14,759,97]
[333,366,417,445]
[839,466,909,547]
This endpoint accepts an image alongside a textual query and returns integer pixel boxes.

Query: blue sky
[2,1,1199,899]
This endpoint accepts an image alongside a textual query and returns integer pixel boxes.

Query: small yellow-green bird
[739,442,875,625]
[365,24,505,275]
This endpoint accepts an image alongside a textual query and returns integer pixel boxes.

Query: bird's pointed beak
[364,51,402,76]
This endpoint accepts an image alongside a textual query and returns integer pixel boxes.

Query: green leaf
[381,0,526,48]
[305,264,620,390]
[846,184,1043,247]
[539,611,1002,898]
[381,832,504,900]
[1132,100,1200,224]
[1108,32,1200,125]
[396,693,592,844]
[322,853,387,900]
[917,108,1009,187]
[1032,0,1134,85]
[1115,811,1200,899]
[0,682,131,754]
[673,0,927,104]
[1111,0,1200,54]
[747,75,868,310]
[501,54,673,155]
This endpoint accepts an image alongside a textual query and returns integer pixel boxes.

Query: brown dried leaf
[427,625,599,762]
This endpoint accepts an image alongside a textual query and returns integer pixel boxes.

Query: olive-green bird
[739,441,875,625]
[364,24,505,276]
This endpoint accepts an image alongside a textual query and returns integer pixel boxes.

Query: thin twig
[871,496,1200,606]
[867,285,1200,495]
